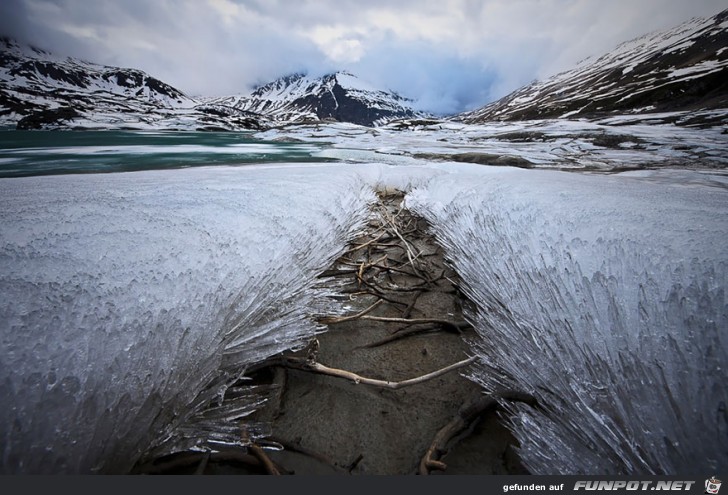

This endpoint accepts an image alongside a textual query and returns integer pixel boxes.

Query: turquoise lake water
[0,130,333,178]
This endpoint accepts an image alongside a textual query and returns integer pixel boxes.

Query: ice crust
[2,156,727,475]
[0,164,376,473]
[406,165,728,474]
[255,119,728,170]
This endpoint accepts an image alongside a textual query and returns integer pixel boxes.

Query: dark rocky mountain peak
[206,71,426,127]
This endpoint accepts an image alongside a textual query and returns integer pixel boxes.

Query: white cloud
[304,25,367,63]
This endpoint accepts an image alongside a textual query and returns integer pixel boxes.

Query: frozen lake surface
[0,130,331,178]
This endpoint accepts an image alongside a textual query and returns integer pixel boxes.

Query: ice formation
[406,165,728,474]
[2,155,726,475]
[0,164,376,473]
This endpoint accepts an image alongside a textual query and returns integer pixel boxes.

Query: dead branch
[378,205,425,277]
[419,391,537,475]
[401,289,424,318]
[362,324,440,349]
[319,299,383,324]
[361,276,429,293]
[347,453,364,473]
[283,356,476,390]
[356,254,388,286]
[269,436,347,474]
[387,223,422,276]
[362,290,410,308]
[366,261,431,283]
[248,444,281,475]
[357,315,471,331]
[341,231,386,256]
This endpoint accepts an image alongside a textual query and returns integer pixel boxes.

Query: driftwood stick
[284,356,476,390]
[401,289,424,319]
[363,242,408,250]
[347,454,364,473]
[322,313,467,329]
[341,231,386,255]
[356,254,388,286]
[363,290,409,308]
[357,315,471,331]
[248,444,281,475]
[319,299,384,324]
[268,436,347,473]
[363,277,429,293]
[387,224,422,276]
[377,205,424,277]
[367,262,430,282]
[419,392,537,475]
[339,286,411,306]
[362,324,441,349]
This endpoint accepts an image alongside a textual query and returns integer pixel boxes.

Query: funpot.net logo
[573,480,696,491]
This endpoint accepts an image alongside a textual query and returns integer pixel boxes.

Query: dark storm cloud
[0,0,33,43]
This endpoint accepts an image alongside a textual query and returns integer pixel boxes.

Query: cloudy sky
[1,0,725,114]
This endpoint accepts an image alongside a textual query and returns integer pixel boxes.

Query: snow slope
[0,39,421,129]
[0,37,263,131]
[459,9,728,125]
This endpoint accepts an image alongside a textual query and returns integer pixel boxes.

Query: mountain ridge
[203,71,425,126]
[0,36,264,131]
[457,8,728,126]
[0,38,425,129]
[3,7,728,131]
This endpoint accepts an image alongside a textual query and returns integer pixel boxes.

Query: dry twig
[283,356,476,390]
[248,444,281,475]
[419,392,537,475]
[319,299,383,324]
[357,315,470,331]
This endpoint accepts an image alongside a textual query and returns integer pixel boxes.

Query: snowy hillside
[204,71,425,126]
[0,37,263,131]
[0,39,423,129]
[459,9,728,125]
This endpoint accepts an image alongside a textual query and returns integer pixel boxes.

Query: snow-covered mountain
[459,8,728,126]
[0,39,423,129]
[205,72,425,127]
[0,37,263,130]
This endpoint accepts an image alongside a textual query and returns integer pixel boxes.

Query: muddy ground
[139,190,528,475]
